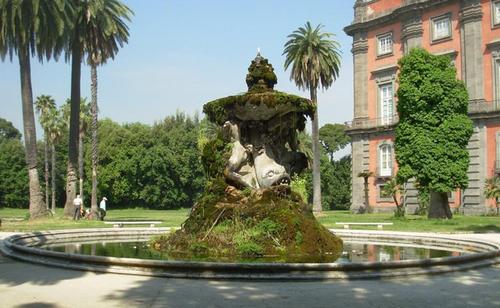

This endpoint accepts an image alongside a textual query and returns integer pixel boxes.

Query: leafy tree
[0,137,29,208]
[0,0,69,218]
[35,95,56,208]
[83,0,132,218]
[0,118,21,140]
[395,48,473,219]
[319,123,350,161]
[484,177,500,215]
[283,22,342,213]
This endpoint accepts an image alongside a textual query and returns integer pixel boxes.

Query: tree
[381,178,404,217]
[46,108,65,214]
[0,0,68,219]
[484,177,500,216]
[0,118,28,208]
[357,171,373,213]
[35,95,56,208]
[395,48,473,219]
[63,0,132,218]
[0,118,21,140]
[283,22,342,213]
[319,123,350,161]
[84,0,132,218]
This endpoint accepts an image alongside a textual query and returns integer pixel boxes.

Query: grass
[0,208,190,232]
[0,208,498,233]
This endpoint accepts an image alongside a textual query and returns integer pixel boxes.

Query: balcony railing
[345,115,399,130]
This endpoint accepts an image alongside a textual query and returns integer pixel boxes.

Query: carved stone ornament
[203,53,314,189]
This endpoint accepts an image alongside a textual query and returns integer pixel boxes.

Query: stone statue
[204,52,313,190]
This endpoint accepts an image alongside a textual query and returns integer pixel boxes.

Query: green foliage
[319,123,350,160]
[290,174,309,202]
[321,155,352,210]
[395,48,473,193]
[295,231,304,245]
[0,138,29,208]
[79,113,205,209]
[484,177,500,215]
[283,21,342,91]
[236,241,264,257]
[416,187,430,216]
[0,118,21,141]
[381,178,404,217]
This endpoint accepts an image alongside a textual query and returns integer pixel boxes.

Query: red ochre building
[344,0,500,215]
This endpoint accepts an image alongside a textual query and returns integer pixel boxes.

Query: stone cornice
[459,3,483,24]
[352,39,369,55]
[345,0,453,36]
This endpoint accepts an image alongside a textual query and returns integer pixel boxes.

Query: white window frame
[379,144,392,177]
[493,1,500,26]
[377,32,393,56]
[379,83,394,125]
[431,14,452,42]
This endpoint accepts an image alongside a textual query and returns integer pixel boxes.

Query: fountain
[151,53,343,262]
[1,54,498,279]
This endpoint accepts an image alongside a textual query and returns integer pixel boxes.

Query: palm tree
[484,177,500,215]
[283,22,342,213]
[0,0,68,219]
[46,108,64,214]
[63,0,132,218]
[84,0,132,218]
[35,95,56,209]
[63,98,90,205]
[78,99,91,200]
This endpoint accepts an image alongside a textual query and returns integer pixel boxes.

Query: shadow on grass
[456,225,500,233]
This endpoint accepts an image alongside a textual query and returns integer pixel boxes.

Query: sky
[0,0,355,137]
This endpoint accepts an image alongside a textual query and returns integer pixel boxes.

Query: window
[379,84,394,125]
[493,1,500,26]
[379,144,392,177]
[432,15,451,41]
[377,33,393,56]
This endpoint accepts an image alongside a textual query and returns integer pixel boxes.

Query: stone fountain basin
[1,228,499,280]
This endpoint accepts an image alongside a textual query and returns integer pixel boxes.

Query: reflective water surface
[40,240,466,263]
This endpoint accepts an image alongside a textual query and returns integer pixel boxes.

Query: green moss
[203,91,314,126]
[152,186,343,263]
[295,231,304,246]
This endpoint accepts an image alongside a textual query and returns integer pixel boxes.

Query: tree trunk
[90,64,99,218]
[78,131,84,201]
[428,191,453,219]
[310,87,322,213]
[363,177,370,213]
[51,142,56,214]
[64,38,82,217]
[44,132,50,209]
[18,44,48,219]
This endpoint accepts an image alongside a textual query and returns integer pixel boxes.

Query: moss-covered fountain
[151,53,342,263]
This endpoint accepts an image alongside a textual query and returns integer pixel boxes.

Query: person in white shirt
[99,197,107,221]
[73,194,83,220]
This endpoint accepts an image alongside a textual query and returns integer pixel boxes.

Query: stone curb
[1,228,499,280]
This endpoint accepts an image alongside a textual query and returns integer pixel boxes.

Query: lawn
[0,208,498,233]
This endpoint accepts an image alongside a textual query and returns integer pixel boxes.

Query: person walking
[73,194,83,220]
[99,197,107,221]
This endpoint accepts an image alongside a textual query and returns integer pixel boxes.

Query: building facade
[344,0,500,215]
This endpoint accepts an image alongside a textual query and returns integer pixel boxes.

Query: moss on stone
[151,186,343,263]
[203,91,315,126]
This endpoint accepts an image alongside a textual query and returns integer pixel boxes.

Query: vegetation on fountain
[151,53,342,262]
